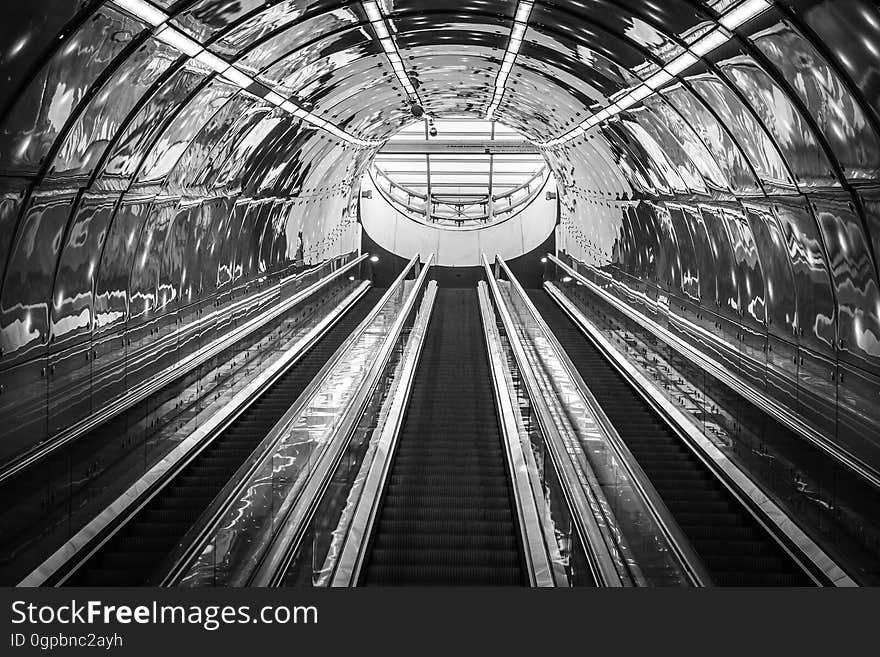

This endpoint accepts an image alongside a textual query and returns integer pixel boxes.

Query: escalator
[66,288,386,586]
[528,289,812,586]
[362,289,525,585]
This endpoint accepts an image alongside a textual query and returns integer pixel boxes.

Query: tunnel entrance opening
[359,116,559,268]
[368,116,552,228]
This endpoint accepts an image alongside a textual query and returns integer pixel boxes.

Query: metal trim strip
[481,255,626,587]
[477,281,563,587]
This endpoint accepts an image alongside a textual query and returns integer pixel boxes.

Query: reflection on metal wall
[0,1,878,478]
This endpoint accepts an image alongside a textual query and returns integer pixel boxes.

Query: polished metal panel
[0,6,147,177]
[812,193,880,374]
[0,0,878,572]
[751,20,880,182]
[0,189,78,362]
[51,192,118,347]
[716,50,838,188]
[0,179,30,286]
[661,84,762,194]
[771,196,837,355]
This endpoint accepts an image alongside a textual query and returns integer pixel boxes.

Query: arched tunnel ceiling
[0,0,879,383]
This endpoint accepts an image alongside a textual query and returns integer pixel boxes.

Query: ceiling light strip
[111,0,381,147]
[486,1,535,119]
[362,1,421,102]
[538,0,772,147]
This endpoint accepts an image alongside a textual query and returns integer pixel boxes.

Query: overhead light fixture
[112,0,168,26]
[663,51,699,76]
[720,0,771,30]
[689,27,730,56]
[108,0,380,147]
[536,1,771,148]
[486,0,535,119]
[370,255,380,263]
[154,25,201,57]
[362,1,421,102]
[219,67,254,88]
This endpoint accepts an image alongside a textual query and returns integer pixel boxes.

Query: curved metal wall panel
[1,190,78,361]
[0,6,147,177]
[0,0,877,516]
[751,20,880,181]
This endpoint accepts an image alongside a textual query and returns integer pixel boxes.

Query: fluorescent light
[363,0,382,22]
[629,85,652,102]
[263,91,286,106]
[615,95,636,111]
[220,67,254,88]
[515,1,534,23]
[645,69,674,90]
[373,21,390,40]
[361,1,420,103]
[535,0,761,147]
[117,0,379,148]
[664,51,699,76]
[720,0,771,30]
[690,28,729,56]
[194,50,230,74]
[486,0,534,118]
[111,0,168,27]
[155,26,201,57]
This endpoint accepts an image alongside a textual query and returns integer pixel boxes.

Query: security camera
[410,102,425,119]
[429,125,438,137]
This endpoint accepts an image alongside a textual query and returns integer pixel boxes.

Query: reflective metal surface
[0,0,879,584]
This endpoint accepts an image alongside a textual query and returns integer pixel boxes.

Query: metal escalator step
[364,565,523,585]
[363,290,525,586]
[369,548,523,567]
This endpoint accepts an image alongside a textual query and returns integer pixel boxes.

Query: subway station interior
[1,0,879,588]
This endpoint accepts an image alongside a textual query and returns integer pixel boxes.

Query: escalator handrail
[1,252,368,487]
[328,282,439,587]
[490,254,711,587]
[481,255,627,587]
[543,276,852,587]
[476,282,566,587]
[249,255,437,587]
[21,270,372,587]
[548,253,880,493]
[158,254,433,587]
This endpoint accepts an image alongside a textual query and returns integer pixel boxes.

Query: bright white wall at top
[359,173,558,267]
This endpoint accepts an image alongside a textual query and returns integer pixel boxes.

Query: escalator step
[363,289,525,586]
